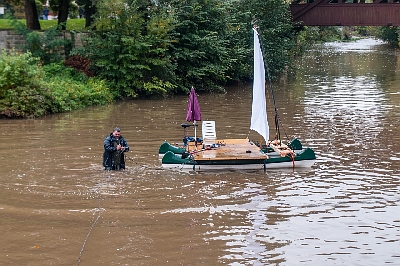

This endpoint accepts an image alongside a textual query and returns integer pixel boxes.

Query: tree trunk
[57,0,69,30]
[76,0,96,28]
[24,0,40,30]
[84,3,96,29]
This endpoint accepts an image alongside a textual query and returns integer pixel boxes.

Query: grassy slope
[0,18,86,30]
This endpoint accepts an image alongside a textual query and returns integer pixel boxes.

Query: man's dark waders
[113,139,122,170]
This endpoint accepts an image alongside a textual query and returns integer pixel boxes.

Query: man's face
[113,131,121,138]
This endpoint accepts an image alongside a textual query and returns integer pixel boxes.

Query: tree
[242,0,296,80]
[376,26,400,47]
[77,0,176,97]
[223,0,253,82]
[76,0,96,28]
[24,0,40,30]
[57,0,69,30]
[166,0,232,92]
[48,0,70,30]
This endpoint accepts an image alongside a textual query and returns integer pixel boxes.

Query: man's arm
[121,138,129,152]
[104,137,116,152]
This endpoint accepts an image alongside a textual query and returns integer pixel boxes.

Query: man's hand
[116,144,124,151]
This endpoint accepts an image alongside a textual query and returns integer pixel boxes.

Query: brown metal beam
[291,0,332,21]
[290,3,400,26]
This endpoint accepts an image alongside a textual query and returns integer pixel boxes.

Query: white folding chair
[202,121,217,147]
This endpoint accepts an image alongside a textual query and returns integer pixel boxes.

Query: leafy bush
[240,0,296,81]
[376,26,399,47]
[0,50,53,118]
[0,51,113,118]
[42,63,114,112]
[75,0,177,98]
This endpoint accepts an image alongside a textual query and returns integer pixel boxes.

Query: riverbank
[0,51,113,118]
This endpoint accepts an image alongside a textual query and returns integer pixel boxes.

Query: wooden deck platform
[188,139,268,161]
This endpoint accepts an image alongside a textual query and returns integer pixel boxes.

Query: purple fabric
[186,87,202,122]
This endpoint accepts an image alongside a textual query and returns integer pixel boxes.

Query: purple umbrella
[186,87,202,139]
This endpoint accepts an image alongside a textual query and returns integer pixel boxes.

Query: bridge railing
[290,0,400,26]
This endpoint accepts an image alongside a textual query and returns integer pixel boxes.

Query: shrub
[0,51,113,118]
[74,0,178,98]
[376,26,399,47]
[0,50,53,118]
[42,63,113,112]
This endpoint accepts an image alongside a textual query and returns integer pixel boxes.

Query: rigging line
[276,112,291,143]
[124,155,153,170]
[266,85,276,137]
[77,188,102,266]
[264,83,289,142]
[266,91,289,142]
[254,26,282,142]
[124,154,136,162]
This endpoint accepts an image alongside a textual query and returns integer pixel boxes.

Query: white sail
[250,28,269,143]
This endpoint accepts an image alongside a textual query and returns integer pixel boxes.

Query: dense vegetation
[2,0,398,118]
[72,0,300,97]
[0,50,112,118]
[375,27,400,47]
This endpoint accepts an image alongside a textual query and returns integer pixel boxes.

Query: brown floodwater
[1,38,400,265]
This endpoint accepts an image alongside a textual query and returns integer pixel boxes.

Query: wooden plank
[187,142,203,151]
[192,139,268,161]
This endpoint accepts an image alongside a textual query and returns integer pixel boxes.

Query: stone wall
[0,30,86,55]
[0,30,24,51]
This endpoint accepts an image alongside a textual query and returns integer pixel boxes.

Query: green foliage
[68,1,79,19]
[2,0,318,99]
[48,0,77,15]
[242,0,296,80]
[376,26,399,47]
[0,51,113,118]
[294,26,342,55]
[318,26,342,42]
[75,0,177,98]
[223,0,253,82]
[0,50,53,117]
[292,26,320,56]
[25,29,69,64]
[10,17,71,64]
[354,26,380,37]
[36,0,44,15]
[166,0,233,92]
[355,26,370,36]
[42,63,114,112]
[397,28,400,48]
[72,0,302,94]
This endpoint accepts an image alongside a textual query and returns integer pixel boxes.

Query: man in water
[103,127,130,170]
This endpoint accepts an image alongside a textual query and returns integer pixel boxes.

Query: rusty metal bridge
[290,0,400,26]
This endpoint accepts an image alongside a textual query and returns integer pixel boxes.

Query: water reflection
[1,38,400,265]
